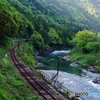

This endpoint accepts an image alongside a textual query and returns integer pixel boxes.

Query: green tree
[48,28,62,44]
[0,8,18,42]
[39,26,50,45]
[71,30,99,53]
[76,30,94,48]
[30,31,44,49]
[85,42,99,52]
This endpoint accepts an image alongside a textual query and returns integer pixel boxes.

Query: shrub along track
[10,46,64,100]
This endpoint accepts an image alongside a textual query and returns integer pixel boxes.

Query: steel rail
[10,46,63,100]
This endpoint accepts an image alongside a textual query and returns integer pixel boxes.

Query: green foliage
[31,31,45,49]
[18,43,37,69]
[2,37,13,49]
[63,89,69,95]
[1,0,99,47]
[36,0,100,32]
[0,1,6,10]
[71,30,100,53]
[69,49,100,68]
[75,30,94,47]
[70,30,100,69]
[0,46,38,100]
[48,28,62,44]
[85,42,99,52]
[0,8,18,41]
[56,92,59,95]
[95,68,100,73]
[57,89,60,92]
[48,81,52,85]
[36,70,46,79]
[0,89,11,100]
[0,0,99,48]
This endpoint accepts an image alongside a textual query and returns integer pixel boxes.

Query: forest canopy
[71,30,100,53]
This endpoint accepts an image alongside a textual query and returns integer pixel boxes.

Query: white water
[51,50,71,55]
[39,50,100,100]
[41,70,100,100]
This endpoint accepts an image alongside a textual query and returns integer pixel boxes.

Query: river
[37,50,100,100]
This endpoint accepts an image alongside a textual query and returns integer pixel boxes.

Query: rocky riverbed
[62,54,100,84]
[37,50,100,100]
[40,70,100,100]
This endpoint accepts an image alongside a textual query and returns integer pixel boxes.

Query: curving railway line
[10,46,64,100]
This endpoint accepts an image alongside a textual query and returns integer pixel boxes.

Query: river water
[38,50,100,100]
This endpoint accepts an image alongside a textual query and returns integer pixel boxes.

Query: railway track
[10,46,64,100]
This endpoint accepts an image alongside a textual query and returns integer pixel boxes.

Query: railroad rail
[10,46,64,100]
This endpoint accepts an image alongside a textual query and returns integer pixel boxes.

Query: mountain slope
[1,0,100,32]
[0,0,100,99]
[36,0,100,32]
[0,0,100,46]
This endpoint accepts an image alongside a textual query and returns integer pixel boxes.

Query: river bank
[40,70,100,100]
[37,48,100,84]
[63,55,100,74]
[68,52,100,73]
[63,51,100,84]
[37,50,100,100]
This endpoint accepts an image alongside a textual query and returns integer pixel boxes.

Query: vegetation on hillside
[0,0,100,99]
[17,43,37,69]
[0,8,18,45]
[0,40,38,100]
[0,0,74,48]
[30,31,45,50]
[0,0,100,48]
[69,30,100,72]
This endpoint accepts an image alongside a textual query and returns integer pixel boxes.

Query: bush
[71,30,99,53]
[84,42,99,52]
[48,28,62,44]
[18,43,37,69]
[0,89,11,100]
[31,31,45,49]
[70,30,100,69]
[0,8,18,41]
[75,30,94,48]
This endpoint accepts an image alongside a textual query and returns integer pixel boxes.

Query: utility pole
[57,59,59,75]
[18,39,20,50]
[50,59,59,85]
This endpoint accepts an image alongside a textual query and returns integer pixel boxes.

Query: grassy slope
[17,43,46,79]
[69,48,100,72]
[0,41,39,100]
[17,43,37,69]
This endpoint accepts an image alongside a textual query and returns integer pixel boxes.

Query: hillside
[35,0,100,32]
[0,0,100,99]
[0,0,100,46]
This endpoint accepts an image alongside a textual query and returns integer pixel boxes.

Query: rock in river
[93,77,100,84]
[36,62,45,68]
[36,56,43,60]
[88,66,99,73]
[63,56,70,61]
